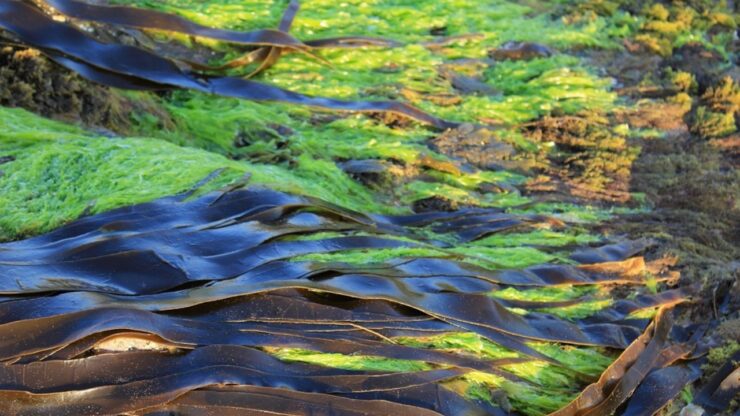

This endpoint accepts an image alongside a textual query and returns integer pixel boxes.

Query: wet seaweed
[0,187,693,415]
[0,0,457,128]
[0,0,728,414]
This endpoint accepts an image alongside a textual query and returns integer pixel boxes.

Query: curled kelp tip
[0,0,458,129]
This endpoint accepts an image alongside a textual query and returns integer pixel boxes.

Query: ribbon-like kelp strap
[0,307,521,376]
[621,362,703,416]
[546,309,703,416]
[0,366,465,415]
[41,0,402,50]
[0,345,468,393]
[0,0,459,129]
[305,36,402,48]
[46,0,399,75]
[38,0,309,49]
[147,386,463,416]
[694,350,740,413]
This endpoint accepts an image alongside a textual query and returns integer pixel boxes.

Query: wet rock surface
[488,42,554,61]
[428,123,518,171]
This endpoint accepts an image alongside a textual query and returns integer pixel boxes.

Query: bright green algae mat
[4,0,734,413]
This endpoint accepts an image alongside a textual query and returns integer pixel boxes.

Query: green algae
[702,340,739,375]
[493,286,596,302]
[269,348,433,372]
[567,0,737,57]
[400,180,529,208]
[538,300,612,319]
[0,110,245,240]
[391,332,613,414]
[450,246,560,270]
[691,107,736,138]
[141,92,531,213]
[492,286,612,320]
[269,331,614,415]
[0,104,624,243]
[108,0,629,214]
[115,0,625,48]
[689,77,740,139]
[470,230,600,248]
[0,107,404,240]
[0,106,88,141]
[510,202,625,223]
[292,247,446,264]
[626,307,658,320]
[270,348,578,415]
[395,332,614,377]
[395,332,519,361]
[292,245,561,271]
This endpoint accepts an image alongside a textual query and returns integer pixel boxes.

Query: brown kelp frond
[0,0,455,128]
[692,349,740,414]
[548,309,704,416]
[35,0,308,49]
[0,187,695,415]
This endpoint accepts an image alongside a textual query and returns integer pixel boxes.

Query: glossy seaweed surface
[0,0,737,414]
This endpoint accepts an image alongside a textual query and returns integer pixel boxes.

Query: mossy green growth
[510,202,645,223]
[292,247,448,264]
[110,0,632,219]
[397,332,616,379]
[690,106,736,139]
[450,246,560,270]
[470,230,600,248]
[492,286,612,319]
[0,105,628,241]
[565,0,737,57]
[0,107,413,240]
[269,332,614,415]
[400,180,530,208]
[268,348,433,372]
[0,106,88,141]
[702,340,739,375]
[627,307,658,319]
[116,0,627,49]
[292,244,561,271]
[396,332,520,360]
[142,92,532,213]
[690,76,740,139]
[0,108,251,240]
[493,286,596,302]
[538,299,612,319]
[397,332,614,415]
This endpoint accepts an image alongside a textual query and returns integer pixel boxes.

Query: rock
[679,404,705,416]
[438,67,499,96]
[412,195,458,213]
[488,41,554,61]
[428,123,517,171]
[664,43,727,92]
[234,123,294,148]
[337,159,391,187]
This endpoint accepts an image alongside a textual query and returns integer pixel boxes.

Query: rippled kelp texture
[0,187,701,415]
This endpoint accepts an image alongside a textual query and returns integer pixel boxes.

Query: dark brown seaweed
[0,0,458,128]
